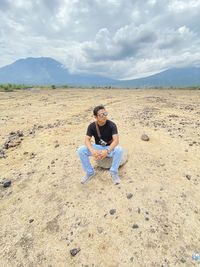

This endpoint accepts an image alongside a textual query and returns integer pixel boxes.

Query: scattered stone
[180,258,186,263]
[29,219,34,223]
[132,224,139,229]
[137,208,141,214]
[97,227,103,234]
[145,217,150,221]
[0,149,6,158]
[70,248,80,257]
[3,179,12,188]
[186,174,191,180]
[109,209,116,215]
[3,130,24,150]
[141,133,150,141]
[127,193,133,199]
[55,144,59,148]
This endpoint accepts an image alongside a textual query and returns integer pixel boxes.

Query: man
[77,105,123,185]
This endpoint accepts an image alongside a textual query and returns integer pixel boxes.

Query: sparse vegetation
[0,83,32,92]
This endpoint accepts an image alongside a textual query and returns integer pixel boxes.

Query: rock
[109,209,116,215]
[29,219,34,223]
[186,174,191,180]
[3,180,12,188]
[141,134,150,141]
[132,224,139,229]
[70,248,81,257]
[127,193,133,199]
[0,149,6,158]
[96,148,128,169]
[97,227,103,234]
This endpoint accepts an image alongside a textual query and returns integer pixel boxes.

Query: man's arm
[85,135,100,159]
[107,134,119,152]
[84,135,94,154]
[100,134,119,159]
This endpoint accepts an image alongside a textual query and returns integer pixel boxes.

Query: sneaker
[110,171,121,185]
[81,172,95,184]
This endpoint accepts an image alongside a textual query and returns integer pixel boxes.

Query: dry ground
[0,88,200,267]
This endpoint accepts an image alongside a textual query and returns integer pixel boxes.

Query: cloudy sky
[0,0,200,79]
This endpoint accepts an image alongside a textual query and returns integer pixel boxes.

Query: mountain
[0,57,116,86]
[121,67,200,87]
[0,57,200,87]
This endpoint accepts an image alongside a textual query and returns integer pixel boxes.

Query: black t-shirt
[86,119,118,145]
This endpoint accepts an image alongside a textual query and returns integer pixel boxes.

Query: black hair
[93,105,105,116]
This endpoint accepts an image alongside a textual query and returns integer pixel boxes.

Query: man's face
[96,109,108,123]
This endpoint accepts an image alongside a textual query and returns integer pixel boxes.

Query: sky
[0,0,200,80]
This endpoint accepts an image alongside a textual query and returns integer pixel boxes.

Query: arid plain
[0,88,200,267]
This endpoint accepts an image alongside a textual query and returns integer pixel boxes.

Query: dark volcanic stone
[127,193,133,199]
[0,149,6,158]
[3,180,11,188]
[132,224,139,229]
[186,174,191,180]
[70,248,80,257]
[141,134,150,141]
[109,209,116,215]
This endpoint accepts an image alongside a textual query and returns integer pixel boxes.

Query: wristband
[106,148,111,154]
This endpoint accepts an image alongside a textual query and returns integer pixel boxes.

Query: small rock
[29,219,34,223]
[109,209,116,215]
[141,134,150,141]
[0,149,6,158]
[3,180,11,188]
[55,144,59,148]
[132,224,139,229]
[70,248,80,257]
[97,227,103,234]
[186,174,191,180]
[127,193,133,199]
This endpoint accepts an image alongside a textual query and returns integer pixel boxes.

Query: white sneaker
[81,172,95,184]
[110,172,121,185]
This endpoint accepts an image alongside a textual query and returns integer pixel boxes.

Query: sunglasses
[97,111,108,118]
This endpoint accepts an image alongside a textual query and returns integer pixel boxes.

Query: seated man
[77,105,123,185]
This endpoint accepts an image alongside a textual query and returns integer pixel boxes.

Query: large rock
[96,148,128,169]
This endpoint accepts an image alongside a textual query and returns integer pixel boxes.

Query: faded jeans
[77,144,123,175]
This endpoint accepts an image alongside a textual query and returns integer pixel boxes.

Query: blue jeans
[77,144,123,174]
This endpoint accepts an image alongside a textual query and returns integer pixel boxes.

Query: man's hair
[93,105,105,116]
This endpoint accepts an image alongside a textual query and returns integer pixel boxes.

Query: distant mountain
[0,57,116,86]
[121,67,200,87]
[0,57,200,87]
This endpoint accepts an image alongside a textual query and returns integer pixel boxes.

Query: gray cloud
[0,0,200,79]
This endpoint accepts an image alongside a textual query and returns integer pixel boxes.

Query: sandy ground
[0,88,200,267]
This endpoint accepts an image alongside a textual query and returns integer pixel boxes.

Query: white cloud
[0,0,200,79]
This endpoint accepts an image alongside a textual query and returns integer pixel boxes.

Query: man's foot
[110,171,121,185]
[81,172,95,184]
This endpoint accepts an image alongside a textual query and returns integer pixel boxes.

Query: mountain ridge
[0,57,200,87]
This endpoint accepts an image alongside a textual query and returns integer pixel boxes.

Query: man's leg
[77,144,103,184]
[109,146,123,184]
[77,146,94,183]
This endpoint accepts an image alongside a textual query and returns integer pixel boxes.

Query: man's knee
[113,145,123,154]
[77,145,88,156]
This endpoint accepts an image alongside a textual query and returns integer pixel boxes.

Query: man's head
[93,105,108,125]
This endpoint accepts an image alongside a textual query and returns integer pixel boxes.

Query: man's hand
[91,149,108,160]
[99,150,108,160]
[91,149,101,160]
